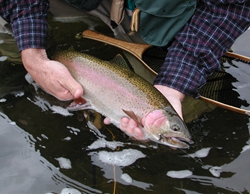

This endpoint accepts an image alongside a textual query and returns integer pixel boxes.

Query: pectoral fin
[67,97,91,111]
[74,97,87,104]
[122,109,143,127]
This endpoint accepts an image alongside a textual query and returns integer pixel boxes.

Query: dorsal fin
[109,54,130,69]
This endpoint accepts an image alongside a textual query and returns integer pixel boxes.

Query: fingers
[60,75,84,100]
[104,117,145,140]
[43,75,82,101]
[120,117,129,130]
[120,117,144,140]
[47,61,83,101]
[103,117,111,125]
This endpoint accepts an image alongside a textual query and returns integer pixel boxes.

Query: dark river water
[0,12,250,194]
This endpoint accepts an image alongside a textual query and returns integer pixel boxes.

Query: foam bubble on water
[25,73,34,84]
[67,126,80,135]
[55,157,72,169]
[209,166,221,177]
[167,170,193,179]
[0,98,6,102]
[138,144,147,148]
[60,188,82,194]
[88,138,124,150]
[121,173,133,184]
[0,40,4,44]
[97,149,145,167]
[0,56,8,61]
[27,96,50,111]
[86,121,106,138]
[50,105,73,116]
[241,144,250,153]
[14,91,24,97]
[188,147,211,158]
[63,137,71,141]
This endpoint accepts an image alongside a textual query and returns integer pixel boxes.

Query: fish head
[143,108,192,149]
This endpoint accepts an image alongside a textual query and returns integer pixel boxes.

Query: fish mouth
[159,135,192,149]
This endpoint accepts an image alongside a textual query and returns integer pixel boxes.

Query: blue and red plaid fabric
[154,0,250,97]
[0,0,49,51]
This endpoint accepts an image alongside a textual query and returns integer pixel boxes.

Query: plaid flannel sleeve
[154,0,250,98]
[0,0,50,51]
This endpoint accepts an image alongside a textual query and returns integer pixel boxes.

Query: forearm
[21,48,49,70]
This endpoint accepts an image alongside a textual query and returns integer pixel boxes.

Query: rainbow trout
[54,50,191,148]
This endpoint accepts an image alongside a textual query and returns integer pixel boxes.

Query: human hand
[154,85,185,120]
[21,48,83,101]
[104,85,185,140]
[104,117,144,140]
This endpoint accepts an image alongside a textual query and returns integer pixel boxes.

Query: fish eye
[171,124,180,132]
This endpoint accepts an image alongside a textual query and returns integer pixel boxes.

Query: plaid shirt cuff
[11,18,48,51]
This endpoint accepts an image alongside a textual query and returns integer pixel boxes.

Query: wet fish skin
[54,50,191,148]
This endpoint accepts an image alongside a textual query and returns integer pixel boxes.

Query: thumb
[63,77,84,99]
